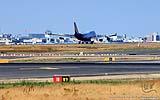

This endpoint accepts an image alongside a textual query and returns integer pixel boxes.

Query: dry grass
[0,43,160,53]
[0,80,160,100]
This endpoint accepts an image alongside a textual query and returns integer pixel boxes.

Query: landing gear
[90,41,94,44]
[78,41,84,44]
[78,41,94,44]
[78,41,85,44]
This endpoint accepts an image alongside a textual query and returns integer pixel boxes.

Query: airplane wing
[83,31,96,38]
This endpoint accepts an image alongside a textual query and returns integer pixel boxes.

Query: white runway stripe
[19,67,60,70]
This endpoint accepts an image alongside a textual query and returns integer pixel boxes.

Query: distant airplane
[74,22,96,44]
[105,33,124,43]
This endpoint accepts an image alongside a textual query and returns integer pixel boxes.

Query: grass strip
[0,79,146,89]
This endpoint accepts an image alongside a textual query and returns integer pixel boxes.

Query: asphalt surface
[0,63,160,79]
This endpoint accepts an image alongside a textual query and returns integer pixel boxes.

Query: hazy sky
[0,0,160,37]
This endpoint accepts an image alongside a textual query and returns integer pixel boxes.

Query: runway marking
[19,67,60,70]
[61,67,79,69]
[39,67,60,70]
[19,66,79,70]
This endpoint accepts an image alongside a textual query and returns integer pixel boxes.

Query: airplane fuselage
[74,22,96,43]
[75,32,95,41]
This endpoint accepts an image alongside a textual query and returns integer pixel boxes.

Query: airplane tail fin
[105,36,111,41]
[74,22,79,34]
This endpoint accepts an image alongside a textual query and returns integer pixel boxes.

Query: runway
[0,63,160,79]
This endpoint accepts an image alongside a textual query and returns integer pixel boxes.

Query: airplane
[74,22,96,44]
[105,33,124,43]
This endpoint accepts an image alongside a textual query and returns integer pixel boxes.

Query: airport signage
[53,75,70,83]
